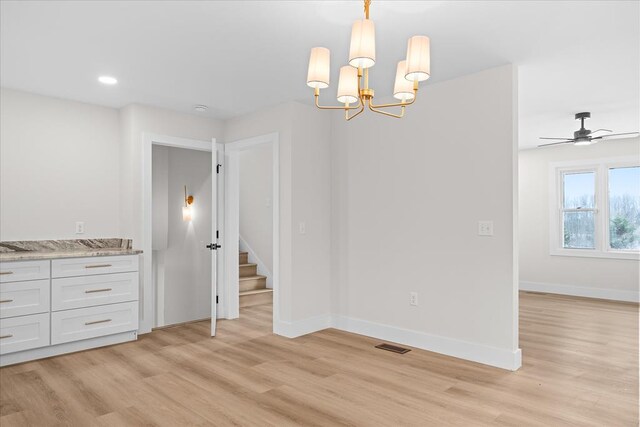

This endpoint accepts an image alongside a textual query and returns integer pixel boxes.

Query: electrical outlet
[75,221,85,234]
[478,220,494,236]
[299,221,306,234]
[410,292,418,306]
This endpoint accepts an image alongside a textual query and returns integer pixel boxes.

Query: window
[550,158,640,260]
[609,166,640,250]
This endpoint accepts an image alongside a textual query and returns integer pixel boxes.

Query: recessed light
[98,75,118,85]
[193,105,208,112]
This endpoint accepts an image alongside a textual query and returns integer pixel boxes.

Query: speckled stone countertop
[0,239,142,262]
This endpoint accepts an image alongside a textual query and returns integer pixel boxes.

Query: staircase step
[239,275,267,292]
[239,263,258,278]
[240,288,273,307]
[239,251,248,265]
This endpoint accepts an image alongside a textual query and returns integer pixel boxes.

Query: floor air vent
[375,343,411,354]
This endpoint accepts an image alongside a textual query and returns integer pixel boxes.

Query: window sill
[550,249,640,261]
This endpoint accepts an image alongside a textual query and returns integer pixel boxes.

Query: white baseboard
[273,314,333,339]
[0,331,137,367]
[273,314,521,371]
[239,235,273,288]
[520,281,639,303]
[332,315,521,371]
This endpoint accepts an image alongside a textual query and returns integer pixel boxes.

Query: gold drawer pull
[84,264,112,269]
[0,299,14,304]
[85,319,112,326]
[85,288,112,294]
[0,271,13,275]
[0,334,13,339]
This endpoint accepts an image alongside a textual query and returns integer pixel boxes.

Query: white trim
[520,281,640,303]
[239,235,273,288]
[332,315,522,371]
[222,133,280,330]
[272,314,522,371]
[141,133,216,334]
[0,331,137,367]
[274,314,333,338]
[549,156,640,261]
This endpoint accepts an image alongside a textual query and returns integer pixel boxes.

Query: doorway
[151,145,211,328]
[141,134,223,336]
[221,133,279,331]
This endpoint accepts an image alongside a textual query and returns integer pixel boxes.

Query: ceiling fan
[538,112,639,147]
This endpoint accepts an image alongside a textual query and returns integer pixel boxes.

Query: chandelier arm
[314,92,363,110]
[346,100,365,121]
[369,84,419,109]
[368,102,405,119]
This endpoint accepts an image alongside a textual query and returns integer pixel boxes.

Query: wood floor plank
[1,294,638,426]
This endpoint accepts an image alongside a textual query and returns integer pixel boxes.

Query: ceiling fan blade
[539,137,574,141]
[591,132,639,140]
[590,129,612,134]
[538,141,573,147]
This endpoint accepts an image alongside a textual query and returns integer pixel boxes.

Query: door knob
[206,243,221,250]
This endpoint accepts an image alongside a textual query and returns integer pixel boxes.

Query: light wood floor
[1,292,638,426]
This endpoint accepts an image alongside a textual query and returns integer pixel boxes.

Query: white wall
[331,65,520,370]
[223,101,332,328]
[152,146,212,326]
[239,145,273,274]
[519,138,640,301]
[0,88,120,240]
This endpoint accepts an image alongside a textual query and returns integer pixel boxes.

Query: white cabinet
[0,279,50,318]
[0,254,139,366]
[52,255,138,278]
[0,313,50,355]
[0,260,50,283]
[52,272,138,311]
[51,301,138,345]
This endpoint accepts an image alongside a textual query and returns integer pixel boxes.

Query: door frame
[141,133,223,334]
[222,132,279,330]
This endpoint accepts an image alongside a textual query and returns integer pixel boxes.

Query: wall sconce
[183,185,194,222]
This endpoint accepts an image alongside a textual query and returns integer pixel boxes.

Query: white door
[210,140,220,336]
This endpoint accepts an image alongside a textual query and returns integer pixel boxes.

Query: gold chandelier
[306,0,431,120]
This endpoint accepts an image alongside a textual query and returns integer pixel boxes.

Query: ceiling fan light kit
[306,0,430,121]
[538,112,639,147]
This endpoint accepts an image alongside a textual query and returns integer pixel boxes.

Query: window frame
[549,156,640,260]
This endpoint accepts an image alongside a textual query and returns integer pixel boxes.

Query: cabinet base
[0,330,137,367]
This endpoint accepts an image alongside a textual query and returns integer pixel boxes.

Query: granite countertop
[0,239,143,262]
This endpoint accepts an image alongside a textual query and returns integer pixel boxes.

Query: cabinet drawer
[51,301,138,345]
[52,255,138,278]
[0,260,50,283]
[52,272,138,311]
[0,313,50,355]
[0,279,50,319]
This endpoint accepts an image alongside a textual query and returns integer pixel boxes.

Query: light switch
[478,221,493,236]
[299,221,306,234]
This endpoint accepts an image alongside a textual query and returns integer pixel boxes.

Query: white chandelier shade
[348,19,376,69]
[393,61,415,102]
[306,47,331,89]
[405,35,431,82]
[337,66,360,104]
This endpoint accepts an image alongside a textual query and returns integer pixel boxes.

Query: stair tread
[239,275,266,281]
[239,251,248,255]
[240,288,273,296]
[239,263,257,267]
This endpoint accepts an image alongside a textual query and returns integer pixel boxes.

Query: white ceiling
[1,1,638,149]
